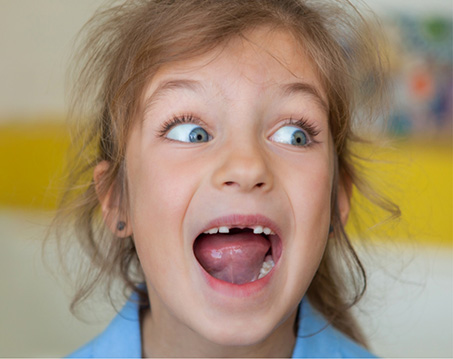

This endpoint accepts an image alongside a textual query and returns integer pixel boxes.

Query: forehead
[142,27,328,113]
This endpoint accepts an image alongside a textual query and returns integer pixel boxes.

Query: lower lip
[197,261,277,298]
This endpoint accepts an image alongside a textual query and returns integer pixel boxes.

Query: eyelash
[282,117,321,145]
[157,114,203,138]
[157,114,321,143]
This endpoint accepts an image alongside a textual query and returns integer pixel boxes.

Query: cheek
[125,149,208,314]
[128,154,195,224]
[284,153,333,261]
[293,169,332,226]
[126,149,203,271]
[258,150,334,310]
[286,152,333,225]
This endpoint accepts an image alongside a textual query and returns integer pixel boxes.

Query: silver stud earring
[117,221,126,231]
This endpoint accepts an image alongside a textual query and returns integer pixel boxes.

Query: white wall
[367,0,453,15]
[0,0,102,118]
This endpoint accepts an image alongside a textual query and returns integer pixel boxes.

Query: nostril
[224,181,266,188]
[224,181,265,188]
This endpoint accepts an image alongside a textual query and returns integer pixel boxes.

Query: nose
[211,139,273,192]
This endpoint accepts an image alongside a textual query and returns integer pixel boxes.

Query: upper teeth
[203,226,275,235]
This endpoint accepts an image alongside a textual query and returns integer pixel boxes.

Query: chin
[201,320,274,347]
[192,308,283,347]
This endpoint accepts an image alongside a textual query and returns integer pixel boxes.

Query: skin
[96,27,350,358]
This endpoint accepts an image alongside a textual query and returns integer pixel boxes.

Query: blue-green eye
[166,124,210,143]
[270,126,308,146]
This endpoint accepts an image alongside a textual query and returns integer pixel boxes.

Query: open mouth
[193,225,281,285]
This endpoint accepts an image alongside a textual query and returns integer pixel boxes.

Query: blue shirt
[68,296,376,358]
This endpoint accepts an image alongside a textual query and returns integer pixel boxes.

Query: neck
[141,306,298,358]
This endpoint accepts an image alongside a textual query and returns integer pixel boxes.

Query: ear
[94,161,132,238]
[337,173,352,226]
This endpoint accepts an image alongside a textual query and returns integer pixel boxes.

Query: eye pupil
[291,130,307,146]
[189,127,209,143]
[270,126,310,147]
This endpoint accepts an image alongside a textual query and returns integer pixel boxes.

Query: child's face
[123,28,339,347]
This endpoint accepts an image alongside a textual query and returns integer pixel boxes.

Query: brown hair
[53,0,399,348]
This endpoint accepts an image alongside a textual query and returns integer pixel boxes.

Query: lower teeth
[256,255,274,280]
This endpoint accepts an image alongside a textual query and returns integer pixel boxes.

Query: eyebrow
[143,79,202,116]
[143,79,329,116]
[281,82,329,115]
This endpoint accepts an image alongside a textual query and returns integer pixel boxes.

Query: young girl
[56,0,398,357]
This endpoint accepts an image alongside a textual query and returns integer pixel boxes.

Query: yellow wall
[0,120,451,246]
[347,139,452,247]
[0,119,69,210]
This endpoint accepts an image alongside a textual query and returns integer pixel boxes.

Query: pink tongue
[194,232,271,285]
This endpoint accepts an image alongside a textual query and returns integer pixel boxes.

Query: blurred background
[0,0,451,357]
